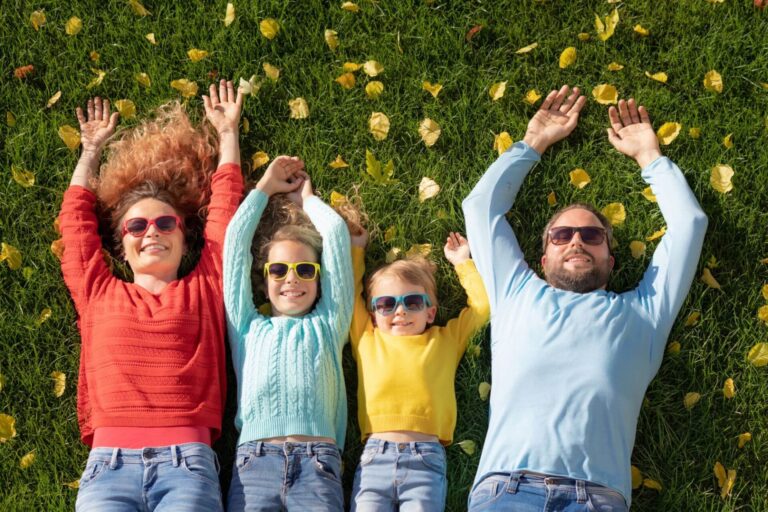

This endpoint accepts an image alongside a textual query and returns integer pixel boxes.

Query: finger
[540,89,559,111]
[202,94,212,114]
[227,80,235,103]
[568,95,587,116]
[102,99,111,122]
[235,86,244,110]
[608,106,623,133]
[560,87,581,113]
[550,85,570,111]
[638,105,651,125]
[618,99,632,127]
[627,98,640,124]
[87,98,95,120]
[76,107,86,126]
[456,233,468,244]
[209,83,219,105]
[606,128,621,146]
[94,97,103,119]
[108,111,120,131]
[219,79,227,103]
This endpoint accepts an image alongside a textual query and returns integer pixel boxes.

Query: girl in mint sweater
[223,156,353,511]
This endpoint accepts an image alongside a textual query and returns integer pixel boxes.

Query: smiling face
[541,208,614,293]
[369,275,437,336]
[121,198,185,279]
[265,240,319,318]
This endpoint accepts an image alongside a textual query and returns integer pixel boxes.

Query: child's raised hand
[256,156,305,197]
[203,79,243,136]
[285,170,314,207]
[443,232,471,266]
[350,226,368,248]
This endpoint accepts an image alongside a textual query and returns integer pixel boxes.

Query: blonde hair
[366,257,438,309]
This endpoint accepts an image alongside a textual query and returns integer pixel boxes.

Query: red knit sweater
[58,163,243,447]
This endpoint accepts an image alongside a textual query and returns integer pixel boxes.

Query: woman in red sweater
[59,80,244,511]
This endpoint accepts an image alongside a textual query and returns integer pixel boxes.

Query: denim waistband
[363,437,445,456]
[476,471,625,501]
[237,441,339,457]
[87,442,216,469]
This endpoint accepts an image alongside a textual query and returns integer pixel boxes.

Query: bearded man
[463,85,707,511]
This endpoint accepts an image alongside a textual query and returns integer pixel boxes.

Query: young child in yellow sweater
[349,230,490,511]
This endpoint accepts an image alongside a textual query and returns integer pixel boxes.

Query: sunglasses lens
[403,294,426,311]
[549,227,574,245]
[373,296,397,314]
[155,216,178,233]
[125,218,149,236]
[268,263,290,279]
[579,227,605,245]
[295,263,318,280]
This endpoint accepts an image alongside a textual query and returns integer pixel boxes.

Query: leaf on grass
[607,62,624,71]
[129,0,151,16]
[239,75,260,96]
[252,151,270,169]
[0,373,5,392]
[656,122,682,145]
[646,226,666,241]
[701,268,721,289]
[689,127,701,139]
[720,469,736,499]
[641,186,657,202]
[489,81,507,101]
[145,33,157,45]
[714,462,727,488]
[14,65,34,79]
[559,47,576,69]
[20,451,35,469]
[329,155,349,169]
[385,247,401,263]
[723,133,733,149]
[704,70,723,93]
[601,202,626,226]
[335,72,355,89]
[341,2,360,12]
[90,51,101,62]
[0,243,22,270]
[422,81,442,98]
[747,342,768,366]
[631,466,643,489]
[515,42,538,54]
[683,392,701,409]
[187,49,209,62]
[263,63,280,81]
[667,341,681,354]
[493,132,513,155]
[645,71,667,83]
[707,256,719,269]
[365,81,384,99]
[643,479,662,491]
[547,191,557,206]
[46,91,62,109]
[132,73,151,89]
[593,84,618,105]
[7,112,16,126]
[51,239,64,261]
[65,480,80,490]
[478,382,491,401]
[629,241,646,259]
[418,118,441,147]
[418,177,440,202]
[577,32,591,41]
[684,311,700,327]
[343,62,362,72]
[363,60,384,77]
[224,3,235,26]
[114,99,136,119]
[51,371,66,397]
[524,89,542,105]
[58,125,81,150]
[369,112,390,140]
[406,244,432,258]
[595,9,619,41]
[762,283,768,300]
[37,308,52,325]
[0,413,17,442]
[330,191,348,208]
[365,149,395,184]
[11,165,35,188]
[737,433,752,449]
[65,17,83,36]
[384,226,397,242]
[634,24,650,36]
[569,168,590,189]
[722,378,735,399]
[170,79,198,98]
[325,29,339,51]
[457,440,476,455]
[465,25,484,42]
[710,164,734,194]
[30,10,47,31]
[260,18,280,39]
[86,68,106,90]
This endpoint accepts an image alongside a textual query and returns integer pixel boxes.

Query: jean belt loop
[575,480,587,504]
[109,448,119,470]
[378,440,386,454]
[171,445,179,467]
[307,441,313,457]
[255,441,263,457]
[409,441,417,456]
[506,473,520,494]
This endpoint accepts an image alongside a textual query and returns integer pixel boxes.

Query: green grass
[1,0,767,510]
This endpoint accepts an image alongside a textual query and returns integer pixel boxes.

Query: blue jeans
[468,473,628,511]
[226,441,343,511]
[75,443,223,512]
[351,438,447,512]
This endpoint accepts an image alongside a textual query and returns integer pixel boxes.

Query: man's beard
[545,250,611,293]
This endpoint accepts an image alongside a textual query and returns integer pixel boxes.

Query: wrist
[635,149,662,169]
[217,128,239,138]
[255,180,274,197]
[522,134,548,155]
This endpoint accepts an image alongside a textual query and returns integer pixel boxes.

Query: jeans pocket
[313,451,342,482]
[181,453,219,485]
[79,460,108,489]
[587,490,628,512]
[468,477,506,509]
[359,449,377,467]
[416,450,446,474]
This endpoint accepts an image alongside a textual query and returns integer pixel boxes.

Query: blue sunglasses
[370,293,432,315]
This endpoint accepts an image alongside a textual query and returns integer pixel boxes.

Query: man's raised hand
[606,98,662,169]
[522,85,586,155]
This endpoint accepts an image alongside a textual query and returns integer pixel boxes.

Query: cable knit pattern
[58,163,244,447]
[223,190,353,448]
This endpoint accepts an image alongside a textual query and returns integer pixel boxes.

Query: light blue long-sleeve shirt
[462,142,707,504]
[223,190,353,448]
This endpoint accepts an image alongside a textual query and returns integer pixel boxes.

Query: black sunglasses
[548,226,607,246]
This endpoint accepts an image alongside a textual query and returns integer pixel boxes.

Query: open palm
[76,97,119,153]
[523,86,586,154]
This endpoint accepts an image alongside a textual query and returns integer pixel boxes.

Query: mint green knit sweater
[223,190,353,447]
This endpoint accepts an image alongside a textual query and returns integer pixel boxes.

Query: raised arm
[609,100,708,365]
[349,229,373,345]
[203,79,243,168]
[463,86,586,308]
[71,97,119,191]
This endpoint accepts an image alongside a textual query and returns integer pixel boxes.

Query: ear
[609,255,615,271]
[369,311,377,327]
[541,254,547,268]
[425,305,437,324]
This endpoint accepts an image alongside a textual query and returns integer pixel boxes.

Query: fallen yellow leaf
[37,308,52,325]
[325,29,339,51]
[223,3,235,26]
[86,68,106,90]
[593,84,618,105]
[30,10,46,31]
[642,479,662,491]
[607,62,624,71]
[747,342,768,366]
[489,81,507,101]
[51,371,66,397]
[330,191,347,208]
[343,62,362,72]
[721,469,736,499]
[365,149,395,184]
[0,243,22,270]
[478,382,491,401]
[493,132,513,155]
[363,60,384,77]
[457,440,476,455]
[341,2,360,12]
[239,75,260,96]
[263,63,280,81]
[170,79,198,98]
[386,247,401,263]
[559,47,577,69]
[129,0,151,16]
[577,32,591,41]
[723,378,735,399]
[406,244,432,258]
[629,241,646,259]
[0,413,17,442]
[51,239,64,261]
[595,9,619,41]
[187,49,208,62]
[252,152,270,169]
[641,186,657,202]
[667,341,681,354]
[710,164,734,194]
[20,451,35,469]
[365,81,384,99]
[737,433,752,449]
[704,70,723,93]
[762,283,768,300]
[329,155,349,169]
[418,118,441,147]
[684,311,700,327]
[631,466,643,489]
[714,462,727,488]
[145,33,156,45]
[65,16,82,36]
[46,91,62,109]
[601,202,626,226]
[0,373,5,392]
[569,168,590,189]
[11,165,35,188]
[547,191,557,206]
[689,127,701,139]
[422,81,442,99]
[58,125,81,150]
[335,72,355,89]
[135,72,151,88]
[65,480,80,490]
[515,42,538,54]
[634,24,650,36]
[418,176,440,202]
[7,112,16,127]
[646,226,666,241]
[683,392,701,409]
[114,99,136,119]
[701,268,721,289]
[524,89,542,105]
[260,18,280,40]
[369,112,390,141]
[723,133,733,149]
[384,226,397,242]
[645,71,668,83]
[288,98,309,119]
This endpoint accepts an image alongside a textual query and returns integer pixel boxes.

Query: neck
[133,271,177,294]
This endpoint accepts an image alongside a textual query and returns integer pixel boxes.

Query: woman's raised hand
[203,79,243,136]
[522,85,586,155]
[606,99,662,169]
[76,97,120,154]
[256,156,306,197]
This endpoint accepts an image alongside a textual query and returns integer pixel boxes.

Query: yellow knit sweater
[350,247,490,445]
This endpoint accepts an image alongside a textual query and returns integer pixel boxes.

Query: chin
[547,268,610,294]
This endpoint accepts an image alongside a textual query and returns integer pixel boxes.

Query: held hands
[202,79,243,136]
[443,232,471,266]
[285,170,315,207]
[522,85,586,155]
[76,97,120,155]
[606,99,662,169]
[256,156,306,197]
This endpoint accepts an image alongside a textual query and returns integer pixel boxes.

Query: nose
[568,230,585,246]
[393,303,407,316]
[144,223,160,237]
[284,268,300,283]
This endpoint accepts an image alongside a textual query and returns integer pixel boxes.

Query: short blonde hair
[366,257,438,309]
